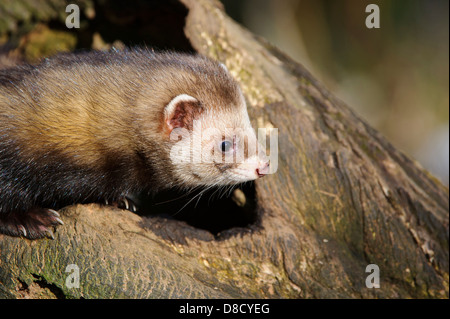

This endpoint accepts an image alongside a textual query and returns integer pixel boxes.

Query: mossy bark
[0,0,448,298]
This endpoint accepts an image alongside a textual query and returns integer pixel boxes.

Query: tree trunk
[0,0,448,299]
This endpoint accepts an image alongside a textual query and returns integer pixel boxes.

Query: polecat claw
[105,197,139,213]
[0,208,63,240]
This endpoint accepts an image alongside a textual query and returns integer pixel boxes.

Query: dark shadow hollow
[135,182,259,237]
[47,0,195,52]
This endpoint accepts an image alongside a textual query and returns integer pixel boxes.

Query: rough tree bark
[0,0,448,299]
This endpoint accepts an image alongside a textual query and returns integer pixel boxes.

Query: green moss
[20,24,77,62]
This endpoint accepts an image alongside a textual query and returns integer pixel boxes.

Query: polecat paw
[105,197,138,213]
[0,208,64,239]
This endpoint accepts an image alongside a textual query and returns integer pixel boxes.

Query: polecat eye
[220,140,233,153]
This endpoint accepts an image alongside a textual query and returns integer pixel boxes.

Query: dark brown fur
[0,48,247,239]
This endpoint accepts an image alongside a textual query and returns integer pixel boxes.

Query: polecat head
[158,59,270,188]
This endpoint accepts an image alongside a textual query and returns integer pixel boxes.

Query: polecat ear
[164,94,202,132]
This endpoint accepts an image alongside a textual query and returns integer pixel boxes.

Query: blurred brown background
[221,0,449,185]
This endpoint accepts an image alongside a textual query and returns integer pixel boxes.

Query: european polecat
[0,49,269,239]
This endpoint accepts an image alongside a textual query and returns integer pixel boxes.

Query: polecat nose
[256,162,270,177]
